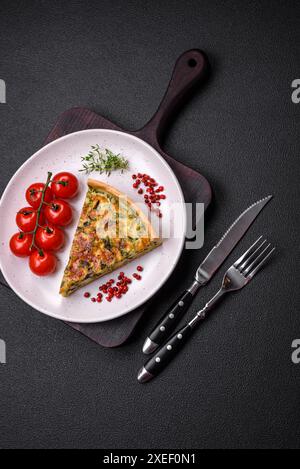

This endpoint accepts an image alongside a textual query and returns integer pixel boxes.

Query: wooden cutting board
[1,49,212,347]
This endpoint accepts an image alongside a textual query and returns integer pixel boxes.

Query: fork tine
[243,243,271,274]
[239,239,267,271]
[246,247,275,278]
[234,236,263,268]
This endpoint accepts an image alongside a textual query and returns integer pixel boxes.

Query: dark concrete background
[0,0,299,449]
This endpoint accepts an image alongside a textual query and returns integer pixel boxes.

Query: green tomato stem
[30,171,52,252]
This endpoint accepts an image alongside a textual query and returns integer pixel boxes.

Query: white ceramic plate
[0,129,186,323]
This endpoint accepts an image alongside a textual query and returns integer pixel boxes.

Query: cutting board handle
[132,49,209,147]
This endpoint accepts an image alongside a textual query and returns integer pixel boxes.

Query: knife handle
[143,290,195,354]
[138,324,194,382]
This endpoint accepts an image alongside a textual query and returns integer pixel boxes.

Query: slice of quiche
[59,179,162,296]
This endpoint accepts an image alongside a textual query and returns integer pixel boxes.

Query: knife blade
[142,195,272,354]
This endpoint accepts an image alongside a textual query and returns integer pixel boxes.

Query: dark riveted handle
[143,324,194,380]
[143,290,194,354]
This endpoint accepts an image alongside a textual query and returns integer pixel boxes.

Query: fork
[137,237,275,383]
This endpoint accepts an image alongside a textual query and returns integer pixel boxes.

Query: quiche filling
[59,179,162,296]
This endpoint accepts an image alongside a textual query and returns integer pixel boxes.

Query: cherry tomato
[9,232,33,257]
[25,183,53,209]
[51,172,79,199]
[16,207,45,232]
[29,250,57,276]
[35,225,65,251]
[44,199,73,226]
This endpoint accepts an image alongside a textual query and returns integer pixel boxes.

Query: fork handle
[138,324,194,382]
[189,288,225,328]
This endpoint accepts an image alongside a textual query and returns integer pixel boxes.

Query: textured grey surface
[0,0,299,449]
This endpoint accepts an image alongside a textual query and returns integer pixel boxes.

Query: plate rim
[0,128,187,323]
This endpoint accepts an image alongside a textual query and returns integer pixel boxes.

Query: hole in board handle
[188,58,197,68]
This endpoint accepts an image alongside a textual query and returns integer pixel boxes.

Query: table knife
[142,195,272,354]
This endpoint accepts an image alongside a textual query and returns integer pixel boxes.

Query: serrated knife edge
[215,195,273,247]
